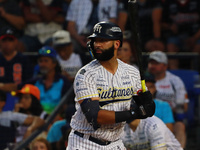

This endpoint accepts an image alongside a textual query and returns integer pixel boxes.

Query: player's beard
[93,45,114,61]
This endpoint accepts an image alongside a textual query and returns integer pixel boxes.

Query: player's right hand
[128,99,147,123]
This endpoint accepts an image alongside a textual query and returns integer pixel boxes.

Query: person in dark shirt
[0,0,25,38]
[161,0,200,69]
[117,0,165,52]
[0,26,33,111]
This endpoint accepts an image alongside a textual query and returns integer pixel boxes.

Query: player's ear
[114,40,120,49]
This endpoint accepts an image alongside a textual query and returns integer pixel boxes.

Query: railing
[23,51,199,70]
[142,52,199,70]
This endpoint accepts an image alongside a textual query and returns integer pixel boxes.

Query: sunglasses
[39,49,52,54]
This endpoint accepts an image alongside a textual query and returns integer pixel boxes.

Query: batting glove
[132,91,155,118]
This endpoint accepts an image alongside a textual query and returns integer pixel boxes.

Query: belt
[74,130,111,145]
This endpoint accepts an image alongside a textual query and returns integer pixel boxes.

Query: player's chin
[95,49,103,54]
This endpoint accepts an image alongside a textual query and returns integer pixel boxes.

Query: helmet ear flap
[87,40,95,59]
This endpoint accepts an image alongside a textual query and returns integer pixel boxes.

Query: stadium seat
[169,69,200,126]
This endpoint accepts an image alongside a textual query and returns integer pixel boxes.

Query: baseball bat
[128,0,146,115]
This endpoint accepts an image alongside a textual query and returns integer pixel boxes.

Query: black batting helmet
[88,21,123,47]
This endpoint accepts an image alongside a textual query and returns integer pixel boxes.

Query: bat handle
[138,80,147,116]
[141,80,146,92]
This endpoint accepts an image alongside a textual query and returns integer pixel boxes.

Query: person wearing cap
[0,46,72,114]
[13,84,48,142]
[0,27,33,84]
[0,27,33,111]
[0,0,25,37]
[52,30,91,82]
[147,50,189,148]
[0,90,45,150]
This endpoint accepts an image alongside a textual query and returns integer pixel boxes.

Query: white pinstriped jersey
[122,116,183,150]
[155,71,189,109]
[70,59,142,142]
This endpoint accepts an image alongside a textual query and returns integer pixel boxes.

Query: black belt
[74,130,111,146]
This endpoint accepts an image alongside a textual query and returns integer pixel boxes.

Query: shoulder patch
[80,69,86,75]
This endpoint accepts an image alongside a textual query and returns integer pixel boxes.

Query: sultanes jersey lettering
[70,59,142,142]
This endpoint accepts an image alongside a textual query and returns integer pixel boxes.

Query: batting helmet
[88,21,123,47]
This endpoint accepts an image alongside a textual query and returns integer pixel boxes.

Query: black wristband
[115,111,132,123]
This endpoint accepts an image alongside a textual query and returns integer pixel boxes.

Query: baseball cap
[0,27,16,40]
[149,51,168,64]
[15,84,40,100]
[52,30,71,47]
[38,46,57,58]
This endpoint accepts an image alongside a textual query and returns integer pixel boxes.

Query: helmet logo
[110,27,121,32]
[94,24,102,33]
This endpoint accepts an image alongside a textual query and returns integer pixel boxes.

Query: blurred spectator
[19,0,65,52]
[117,39,138,68]
[147,51,188,148]
[0,90,45,150]
[0,27,33,111]
[161,0,200,69]
[117,0,165,52]
[66,0,118,54]
[62,0,72,29]
[122,116,182,150]
[13,84,48,142]
[47,104,75,150]
[0,27,33,84]
[0,46,72,114]
[145,74,175,131]
[52,30,92,82]
[0,0,25,38]
[30,137,52,150]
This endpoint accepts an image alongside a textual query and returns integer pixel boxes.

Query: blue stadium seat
[169,69,200,126]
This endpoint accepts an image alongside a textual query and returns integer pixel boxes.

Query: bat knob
[137,89,143,95]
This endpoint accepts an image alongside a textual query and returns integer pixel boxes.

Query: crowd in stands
[0,0,200,149]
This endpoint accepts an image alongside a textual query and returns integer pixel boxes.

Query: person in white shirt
[52,30,91,82]
[122,116,183,150]
[66,0,117,53]
[147,51,189,148]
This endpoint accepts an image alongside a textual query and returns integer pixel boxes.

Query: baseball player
[66,21,155,150]
[122,116,183,150]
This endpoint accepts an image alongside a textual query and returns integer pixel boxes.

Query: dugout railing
[23,51,200,70]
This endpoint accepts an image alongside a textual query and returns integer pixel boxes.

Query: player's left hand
[132,91,155,118]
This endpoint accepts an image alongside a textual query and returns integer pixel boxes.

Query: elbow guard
[80,98,100,130]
